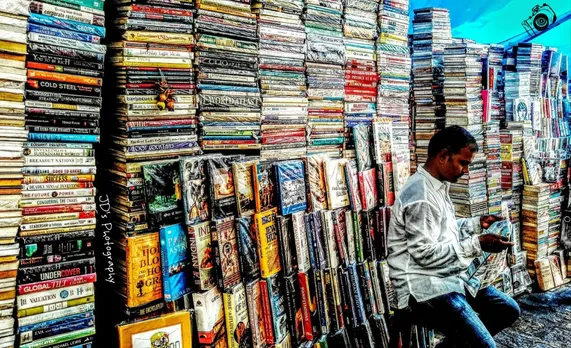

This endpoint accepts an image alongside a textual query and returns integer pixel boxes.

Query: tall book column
[105,0,197,324]
[304,0,345,158]
[254,0,308,161]
[0,1,30,347]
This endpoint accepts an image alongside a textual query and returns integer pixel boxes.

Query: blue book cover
[275,160,307,215]
[160,223,191,301]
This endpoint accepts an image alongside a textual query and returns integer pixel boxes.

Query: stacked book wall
[341,0,379,158]
[304,0,346,158]
[0,1,30,347]
[254,0,308,161]
[102,0,198,343]
[410,7,451,166]
[195,0,261,152]
[17,0,104,346]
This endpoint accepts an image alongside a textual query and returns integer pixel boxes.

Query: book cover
[372,118,392,164]
[253,161,277,212]
[223,283,251,348]
[344,160,362,212]
[353,124,372,172]
[188,221,215,291]
[375,207,390,259]
[180,156,211,225]
[308,212,327,271]
[159,223,191,302]
[358,168,377,211]
[266,275,288,344]
[338,267,357,329]
[324,158,350,210]
[362,210,377,261]
[276,215,297,276]
[323,268,341,333]
[283,274,304,347]
[126,233,163,308]
[292,211,311,273]
[245,279,267,348]
[353,211,365,263]
[232,160,256,217]
[236,217,260,281]
[259,279,275,345]
[320,210,339,269]
[391,144,410,195]
[356,262,377,318]
[117,311,192,348]
[378,161,395,207]
[208,156,242,220]
[344,210,356,265]
[211,217,241,291]
[193,287,226,345]
[254,208,281,278]
[275,160,307,215]
[305,155,328,212]
[331,208,349,269]
[142,160,184,230]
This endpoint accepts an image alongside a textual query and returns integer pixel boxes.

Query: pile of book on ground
[107,120,413,346]
[15,0,106,346]
[105,0,200,325]
[410,7,451,165]
[341,0,379,158]
[254,0,308,161]
[195,0,262,152]
[0,1,30,346]
[304,0,346,158]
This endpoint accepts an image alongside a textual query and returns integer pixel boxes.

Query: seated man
[388,126,521,348]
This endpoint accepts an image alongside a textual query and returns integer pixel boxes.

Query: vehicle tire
[533,13,550,31]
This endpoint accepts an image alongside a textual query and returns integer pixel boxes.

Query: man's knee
[504,298,521,326]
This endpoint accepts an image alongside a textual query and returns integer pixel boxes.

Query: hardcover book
[211,217,241,291]
[275,160,307,215]
[276,215,297,276]
[283,274,303,346]
[193,287,226,345]
[180,156,211,225]
[372,118,392,164]
[245,279,267,348]
[353,124,372,172]
[117,311,192,348]
[232,160,257,217]
[358,168,377,211]
[188,221,215,291]
[331,209,349,269]
[124,233,163,308]
[266,275,288,344]
[254,208,281,278]
[142,160,184,230]
[208,156,242,220]
[344,160,362,212]
[305,155,328,212]
[324,159,350,210]
[159,223,191,302]
[223,283,251,348]
[236,217,260,281]
[292,211,310,273]
[253,161,278,212]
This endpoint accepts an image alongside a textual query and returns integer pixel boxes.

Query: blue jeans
[409,286,521,348]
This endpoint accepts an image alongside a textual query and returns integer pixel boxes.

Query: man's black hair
[427,125,478,158]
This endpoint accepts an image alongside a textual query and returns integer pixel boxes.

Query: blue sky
[409,0,571,56]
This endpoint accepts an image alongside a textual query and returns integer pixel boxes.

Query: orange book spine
[27,69,102,86]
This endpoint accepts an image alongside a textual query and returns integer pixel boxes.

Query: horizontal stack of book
[521,184,550,278]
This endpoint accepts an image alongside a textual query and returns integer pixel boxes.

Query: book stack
[521,184,551,277]
[0,1,30,346]
[304,0,346,158]
[501,122,524,247]
[485,44,505,122]
[484,121,502,215]
[547,182,563,255]
[390,120,411,196]
[17,0,105,346]
[410,8,451,165]
[375,0,411,121]
[194,0,262,152]
[516,43,544,98]
[342,0,379,157]
[254,0,308,161]
[372,118,395,207]
[504,70,531,122]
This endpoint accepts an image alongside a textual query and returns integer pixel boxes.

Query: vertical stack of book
[341,0,379,158]
[504,73,531,123]
[410,7,451,166]
[0,1,30,346]
[547,182,563,255]
[254,0,308,161]
[105,0,197,325]
[18,0,105,346]
[372,118,395,207]
[517,43,544,99]
[484,121,502,215]
[195,0,262,152]
[443,41,487,218]
[521,184,551,278]
[501,122,524,249]
[304,0,346,158]
[485,44,505,122]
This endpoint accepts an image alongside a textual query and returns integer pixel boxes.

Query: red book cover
[358,168,378,211]
[297,272,314,341]
[259,280,275,345]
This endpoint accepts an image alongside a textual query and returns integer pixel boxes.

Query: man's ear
[437,149,449,163]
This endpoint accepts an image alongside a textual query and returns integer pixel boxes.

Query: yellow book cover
[254,208,281,278]
[126,233,163,308]
[0,40,26,55]
[118,311,192,348]
[223,283,250,348]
